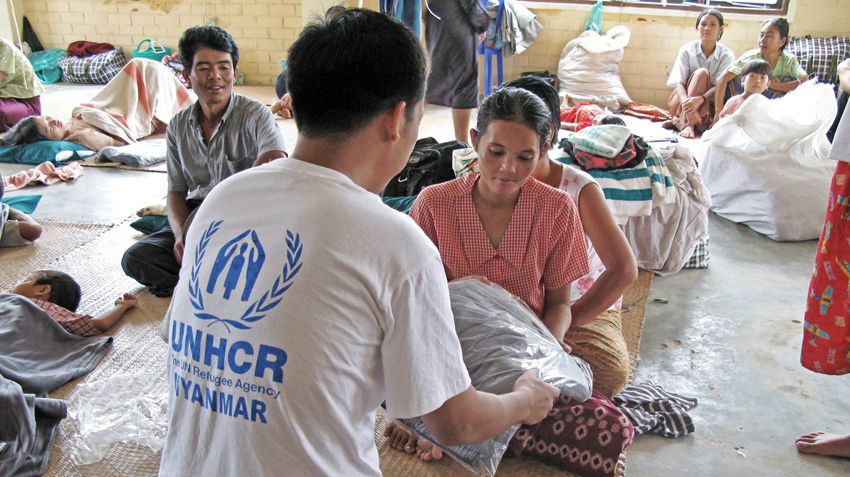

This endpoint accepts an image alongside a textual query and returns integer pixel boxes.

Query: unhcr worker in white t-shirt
[158,9,559,477]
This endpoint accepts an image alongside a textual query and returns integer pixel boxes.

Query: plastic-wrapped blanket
[558,26,632,111]
[400,278,592,477]
[700,81,836,241]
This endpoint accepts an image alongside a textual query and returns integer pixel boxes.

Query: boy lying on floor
[11,270,137,336]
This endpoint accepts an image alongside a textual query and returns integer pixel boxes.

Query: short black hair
[0,116,47,146]
[179,25,240,71]
[741,59,772,79]
[763,17,790,51]
[503,76,560,148]
[599,115,626,126]
[34,270,82,312]
[286,9,426,137]
[476,87,552,150]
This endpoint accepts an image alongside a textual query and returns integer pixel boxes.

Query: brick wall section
[22,0,850,104]
[22,0,301,85]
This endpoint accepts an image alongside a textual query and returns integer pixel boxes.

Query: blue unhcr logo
[188,220,303,331]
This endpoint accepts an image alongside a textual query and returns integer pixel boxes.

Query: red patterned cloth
[560,102,604,132]
[31,298,99,337]
[801,160,850,375]
[508,390,634,477]
[410,173,589,317]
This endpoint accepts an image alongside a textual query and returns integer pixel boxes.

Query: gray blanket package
[400,278,593,477]
[95,139,167,167]
[0,373,68,477]
[0,293,112,395]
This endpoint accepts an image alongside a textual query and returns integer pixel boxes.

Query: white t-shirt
[666,40,735,88]
[159,158,471,477]
[830,100,850,163]
[559,165,620,310]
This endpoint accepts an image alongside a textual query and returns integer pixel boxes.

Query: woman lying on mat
[508,75,638,397]
[11,270,137,336]
[0,58,193,151]
[664,9,735,138]
[713,17,807,125]
[385,87,634,468]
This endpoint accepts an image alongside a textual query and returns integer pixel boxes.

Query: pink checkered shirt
[31,298,99,337]
[410,173,589,318]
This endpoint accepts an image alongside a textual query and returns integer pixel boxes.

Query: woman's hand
[681,95,704,114]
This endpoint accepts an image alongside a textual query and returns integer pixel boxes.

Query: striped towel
[569,125,633,158]
[556,148,675,225]
[613,382,698,438]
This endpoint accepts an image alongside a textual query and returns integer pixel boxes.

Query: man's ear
[470,128,479,149]
[181,69,191,88]
[34,284,51,300]
[382,101,407,142]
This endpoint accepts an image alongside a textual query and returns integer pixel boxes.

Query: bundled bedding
[700,81,836,241]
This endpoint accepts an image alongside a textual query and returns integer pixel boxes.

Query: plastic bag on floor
[398,278,593,477]
[62,372,168,465]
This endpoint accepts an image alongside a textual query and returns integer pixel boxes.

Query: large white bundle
[700,82,837,241]
[557,25,632,111]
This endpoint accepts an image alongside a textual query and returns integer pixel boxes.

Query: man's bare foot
[796,432,850,458]
[384,421,417,454]
[679,126,696,139]
[415,439,444,461]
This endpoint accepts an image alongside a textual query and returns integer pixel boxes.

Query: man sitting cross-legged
[121,25,286,297]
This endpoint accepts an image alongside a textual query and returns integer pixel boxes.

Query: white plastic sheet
[62,373,168,465]
[700,82,837,241]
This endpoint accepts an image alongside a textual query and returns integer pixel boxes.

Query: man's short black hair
[34,270,82,312]
[286,9,426,137]
[179,25,240,71]
[741,59,772,79]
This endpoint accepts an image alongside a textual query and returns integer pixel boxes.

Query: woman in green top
[0,38,43,132]
[713,17,808,125]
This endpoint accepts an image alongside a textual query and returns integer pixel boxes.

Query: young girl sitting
[720,59,771,118]
[11,270,138,336]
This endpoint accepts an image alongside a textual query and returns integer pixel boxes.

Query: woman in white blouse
[666,9,735,138]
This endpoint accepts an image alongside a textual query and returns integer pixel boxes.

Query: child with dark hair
[719,59,771,118]
[11,270,137,336]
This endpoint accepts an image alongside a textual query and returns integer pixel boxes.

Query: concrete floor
[3,84,849,476]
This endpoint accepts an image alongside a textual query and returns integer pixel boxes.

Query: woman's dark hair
[179,25,240,70]
[696,9,725,41]
[287,9,426,137]
[0,116,47,146]
[598,115,626,126]
[33,270,82,312]
[741,58,773,79]
[503,76,560,148]
[763,17,790,51]
[475,87,552,150]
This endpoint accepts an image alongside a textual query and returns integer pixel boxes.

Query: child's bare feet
[796,432,850,458]
[384,421,418,454]
[679,125,696,139]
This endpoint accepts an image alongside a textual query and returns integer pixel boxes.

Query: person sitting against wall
[0,37,43,133]
[509,75,638,398]
[0,57,194,152]
[665,8,735,138]
[713,17,808,125]
[120,25,286,297]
